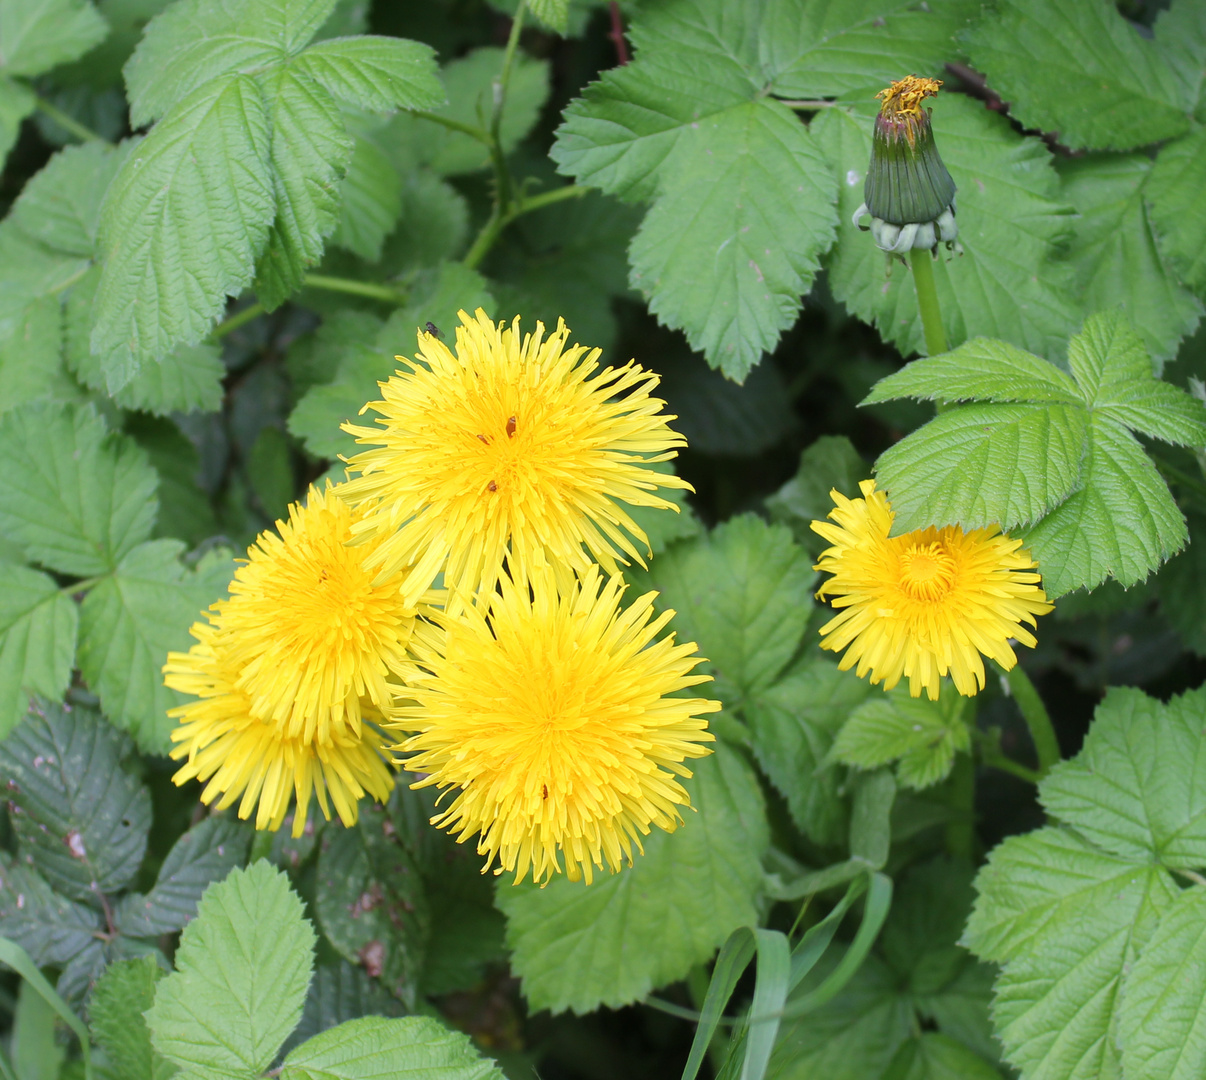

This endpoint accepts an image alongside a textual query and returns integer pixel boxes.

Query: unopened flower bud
[853,76,961,256]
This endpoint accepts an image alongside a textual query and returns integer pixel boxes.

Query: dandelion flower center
[899,541,956,601]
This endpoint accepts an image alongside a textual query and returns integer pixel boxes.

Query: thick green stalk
[211,302,265,340]
[909,248,947,356]
[1006,664,1060,778]
[33,93,111,145]
[301,275,406,304]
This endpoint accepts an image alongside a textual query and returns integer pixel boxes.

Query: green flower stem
[211,302,265,340]
[909,248,947,356]
[975,731,1041,785]
[1006,664,1060,778]
[33,93,112,145]
[301,275,407,304]
[462,184,589,270]
[411,111,490,143]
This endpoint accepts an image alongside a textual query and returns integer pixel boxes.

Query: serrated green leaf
[766,435,867,554]
[875,402,1088,534]
[763,0,975,99]
[1118,886,1206,1080]
[146,862,316,1077]
[9,141,125,256]
[496,744,768,1014]
[122,0,337,126]
[885,1035,1003,1080]
[0,0,108,78]
[527,0,567,34]
[817,93,1080,361]
[280,962,404,1060]
[90,956,176,1080]
[382,167,468,275]
[964,0,1191,152]
[4,286,75,417]
[1148,126,1206,301]
[1156,509,1206,656]
[330,132,401,261]
[281,1016,505,1080]
[93,76,275,387]
[745,655,870,846]
[293,35,442,113]
[1154,0,1206,121]
[1058,155,1202,368]
[1039,685,1206,867]
[128,415,219,545]
[0,700,151,901]
[636,514,813,706]
[0,75,35,167]
[115,817,250,937]
[0,564,77,738]
[314,805,429,1007]
[254,66,352,309]
[0,856,102,968]
[0,402,158,575]
[78,540,235,754]
[834,690,970,790]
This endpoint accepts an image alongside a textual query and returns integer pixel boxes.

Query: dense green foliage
[1,0,1206,1077]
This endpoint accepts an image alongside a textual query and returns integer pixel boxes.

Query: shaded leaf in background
[496,744,768,1014]
[331,130,403,262]
[0,0,108,79]
[279,961,405,1061]
[90,956,175,1080]
[0,855,103,971]
[1147,125,1206,302]
[766,435,867,555]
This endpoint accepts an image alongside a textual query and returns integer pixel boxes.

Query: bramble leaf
[90,956,175,1080]
[1147,126,1206,301]
[0,564,77,738]
[292,35,442,114]
[496,745,768,1014]
[279,961,403,1060]
[0,0,108,79]
[330,132,402,262]
[527,0,568,35]
[0,856,102,969]
[0,76,35,168]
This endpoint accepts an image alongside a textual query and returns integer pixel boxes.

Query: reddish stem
[609,1,629,64]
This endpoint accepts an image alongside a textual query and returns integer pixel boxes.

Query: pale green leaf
[746,655,870,846]
[0,700,151,901]
[0,0,108,78]
[0,401,158,576]
[293,35,442,113]
[1147,126,1206,301]
[0,294,80,417]
[1154,0,1206,121]
[1039,685,1206,868]
[817,93,1079,361]
[963,0,1191,152]
[123,0,336,126]
[0,75,35,167]
[1058,155,1201,368]
[874,402,1088,534]
[254,66,352,309]
[146,862,316,1077]
[90,956,176,1080]
[9,141,125,256]
[527,0,567,34]
[1119,886,1206,1080]
[78,540,235,754]
[637,514,813,705]
[284,306,381,397]
[93,76,275,387]
[0,564,77,738]
[330,132,401,261]
[496,745,768,1014]
[282,1016,505,1080]
[763,0,976,99]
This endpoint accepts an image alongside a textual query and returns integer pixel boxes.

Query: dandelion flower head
[811,479,1053,700]
[339,308,690,608]
[164,484,423,836]
[396,565,720,885]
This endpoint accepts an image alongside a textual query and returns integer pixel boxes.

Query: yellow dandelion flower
[164,484,422,836]
[339,308,690,609]
[811,479,1053,700]
[396,565,719,885]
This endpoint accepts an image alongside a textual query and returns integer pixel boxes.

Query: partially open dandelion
[811,480,1053,700]
[395,565,719,885]
[339,308,690,609]
[164,484,423,836]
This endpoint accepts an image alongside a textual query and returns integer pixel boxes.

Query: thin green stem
[1175,868,1206,888]
[981,748,1041,785]
[490,0,527,213]
[462,213,505,271]
[909,247,947,356]
[302,274,407,305]
[462,184,589,270]
[411,110,491,143]
[60,576,106,597]
[211,302,265,340]
[1006,664,1060,777]
[33,93,112,145]
[781,99,838,110]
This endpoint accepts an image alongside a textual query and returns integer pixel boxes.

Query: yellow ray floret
[811,479,1053,700]
[339,308,690,609]
[164,484,421,835]
[395,565,720,885]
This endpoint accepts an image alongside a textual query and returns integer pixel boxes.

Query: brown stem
[609,1,629,64]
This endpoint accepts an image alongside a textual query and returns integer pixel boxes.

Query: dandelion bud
[853,75,961,256]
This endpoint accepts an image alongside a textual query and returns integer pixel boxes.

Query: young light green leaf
[0,76,35,167]
[330,132,402,261]
[0,857,102,970]
[90,956,175,1080]
[0,700,151,901]
[817,93,1080,362]
[1147,127,1206,300]
[526,0,568,34]
[1118,886,1206,1080]
[637,514,813,705]
[745,655,871,846]
[281,1016,505,1080]
[1058,154,1202,369]
[834,690,970,790]
[77,541,235,754]
[0,402,158,575]
[0,0,108,78]
[0,564,77,738]
[292,35,442,113]
[93,76,275,387]
[496,745,768,1015]
[115,817,250,938]
[146,862,316,1077]
[964,0,1191,151]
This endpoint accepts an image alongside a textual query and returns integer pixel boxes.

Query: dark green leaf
[766,436,869,554]
[1147,126,1206,300]
[279,961,404,1061]
[0,564,77,738]
[90,956,175,1080]
[0,856,102,968]
[330,132,402,262]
